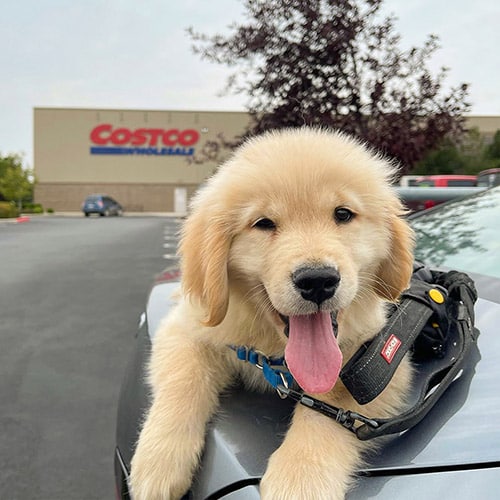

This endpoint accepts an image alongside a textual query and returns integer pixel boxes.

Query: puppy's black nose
[292,266,340,305]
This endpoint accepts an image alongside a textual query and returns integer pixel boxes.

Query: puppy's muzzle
[292,266,340,306]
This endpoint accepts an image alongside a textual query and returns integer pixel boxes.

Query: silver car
[115,186,500,499]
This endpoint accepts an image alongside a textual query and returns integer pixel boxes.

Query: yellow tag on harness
[429,288,445,304]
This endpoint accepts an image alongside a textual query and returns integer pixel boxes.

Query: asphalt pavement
[0,214,181,499]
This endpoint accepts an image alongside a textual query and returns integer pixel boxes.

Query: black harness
[232,262,479,440]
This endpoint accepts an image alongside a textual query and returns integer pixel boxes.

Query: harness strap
[340,280,447,405]
[356,304,479,440]
[354,267,479,440]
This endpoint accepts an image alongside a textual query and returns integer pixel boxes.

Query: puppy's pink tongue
[285,311,342,394]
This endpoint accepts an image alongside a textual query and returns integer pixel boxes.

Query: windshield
[411,187,500,279]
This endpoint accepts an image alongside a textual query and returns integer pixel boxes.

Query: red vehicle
[414,174,477,188]
[412,175,477,210]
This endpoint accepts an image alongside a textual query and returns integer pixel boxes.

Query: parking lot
[0,215,180,499]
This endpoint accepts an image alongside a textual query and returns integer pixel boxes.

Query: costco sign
[89,124,200,156]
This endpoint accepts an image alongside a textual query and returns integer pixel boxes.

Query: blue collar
[228,345,294,390]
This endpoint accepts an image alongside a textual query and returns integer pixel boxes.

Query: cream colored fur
[130,127,415,499]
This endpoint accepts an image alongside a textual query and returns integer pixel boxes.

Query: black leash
[275,384,380,435]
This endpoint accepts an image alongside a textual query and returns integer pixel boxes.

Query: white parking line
[163,254,178,260]
[163,222,180,260]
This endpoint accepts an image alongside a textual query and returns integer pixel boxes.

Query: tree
[188,0,470,174]
[413,139,466,175]
[485,130,500,165]
[415,128,500,175]
[0,154,33,209]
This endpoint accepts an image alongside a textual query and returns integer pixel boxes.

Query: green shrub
[22,203,44,214]
[0,201,19,218]
[47,207,54,214]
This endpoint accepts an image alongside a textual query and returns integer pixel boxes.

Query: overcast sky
[2,0,499,167]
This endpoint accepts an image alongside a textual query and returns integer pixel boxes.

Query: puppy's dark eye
[252,217,276,230]
[334,207,355,224]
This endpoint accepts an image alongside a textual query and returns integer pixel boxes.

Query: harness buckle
[231,345,267,369]
[253,350,267,370]
[276,373,290,399]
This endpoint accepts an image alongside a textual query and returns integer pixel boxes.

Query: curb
[0,216,30,225]
[1,213,184,223]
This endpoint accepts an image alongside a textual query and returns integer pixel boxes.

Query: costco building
[33,107,248,213]
[33,107,499,213]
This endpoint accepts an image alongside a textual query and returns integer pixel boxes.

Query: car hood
[145,279,500,498]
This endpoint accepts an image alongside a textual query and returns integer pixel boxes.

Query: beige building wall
[466,115,500,142]
[34,107,249,212]
[34,108,498,212]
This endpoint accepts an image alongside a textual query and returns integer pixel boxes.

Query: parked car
[413,174,477,188]
[398,175,420,187]
[477,168,500,188]
[115,187,500,500]
[81,194,123,217]
[404,174,478,212]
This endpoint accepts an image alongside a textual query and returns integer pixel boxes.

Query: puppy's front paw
[130,442,193,500]
[260,470,345,500]
[260,446,347,500]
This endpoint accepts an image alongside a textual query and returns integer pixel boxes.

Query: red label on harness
[381,334,402,363]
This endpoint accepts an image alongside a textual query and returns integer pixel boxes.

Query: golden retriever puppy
[130,127,414,499]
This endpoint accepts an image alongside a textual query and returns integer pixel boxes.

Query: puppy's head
[180,128,414,392]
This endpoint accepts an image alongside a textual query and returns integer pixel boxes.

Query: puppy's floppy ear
[180,203,231,327]
[374,215,415,302]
